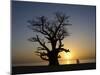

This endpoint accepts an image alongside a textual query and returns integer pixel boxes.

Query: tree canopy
[28,12,71,65]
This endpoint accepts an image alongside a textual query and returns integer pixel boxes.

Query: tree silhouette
[28,12,71,66]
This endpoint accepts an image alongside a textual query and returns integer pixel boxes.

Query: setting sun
[59,51,74,64]
[59,52,71,60]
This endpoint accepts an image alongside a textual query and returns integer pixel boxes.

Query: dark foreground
[12,63,96,75]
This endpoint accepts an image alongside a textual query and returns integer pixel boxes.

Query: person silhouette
[76,59,80,64]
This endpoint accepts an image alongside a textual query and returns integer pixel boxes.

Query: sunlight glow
[59,52,73,64]
[60,52,71,60]
[64,52,71,59]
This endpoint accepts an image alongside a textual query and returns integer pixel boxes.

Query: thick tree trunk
[48,51,59,66]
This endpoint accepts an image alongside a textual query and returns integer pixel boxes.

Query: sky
[12,1,96,65]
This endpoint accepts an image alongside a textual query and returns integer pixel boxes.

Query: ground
[12,63,96,74]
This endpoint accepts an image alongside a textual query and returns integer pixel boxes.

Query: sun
[59,52,72,64]
[64,52,71,59]
[59,52,71,60]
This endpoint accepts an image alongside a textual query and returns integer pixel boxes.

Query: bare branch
[58,39,64,49]
[40,52,48,61]
[28,37,38,42]
[37,47,47,51]
[52,13,70,39]
[58,55,61,58]
[40,54,49,61]
[59,48,70,53]
[35,51,49,61]
[36,35,50,52]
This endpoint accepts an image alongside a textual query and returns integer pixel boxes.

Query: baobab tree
[28,12,71,66]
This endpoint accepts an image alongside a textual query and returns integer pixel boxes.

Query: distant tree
[28,12,71,66]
